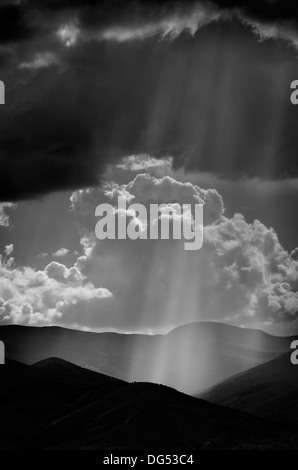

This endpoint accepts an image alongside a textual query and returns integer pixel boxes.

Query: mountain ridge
[0,321,294,394]
[1,357,297,450]
[200,352,298,422]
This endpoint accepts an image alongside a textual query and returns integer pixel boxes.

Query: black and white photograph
[1,0,298,453]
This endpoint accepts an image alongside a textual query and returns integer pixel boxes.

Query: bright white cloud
[70,174,298,332]
[2,173,298,333]
[52,248,70,258]
[0,254,114,328]
[4,244,13,256]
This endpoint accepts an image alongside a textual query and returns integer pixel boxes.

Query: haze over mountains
[0,321,293,394]
[1,321,298,449]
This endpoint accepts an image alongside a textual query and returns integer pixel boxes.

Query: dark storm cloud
[2,0,298,200]
[0,3,37,45]
[201,0,298,23]
[22,1,298,26]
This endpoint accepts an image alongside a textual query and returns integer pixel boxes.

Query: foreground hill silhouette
[0,358,297,450]
[0,322,293,394]
[201,353,298,423]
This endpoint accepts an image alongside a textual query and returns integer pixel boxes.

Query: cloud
[45,260,82,283]
[1,172,298,333]
[126,173,224,224]
[1,3,298,334]
[203,213,298,326]
[4,244,13,256]
[0,254,115,328]
[52,247,70,257]
[71,173,224,232]
[19,1,298,49]
[2,2,298,200]
[70,174,298,332]
[91,4,221,43]
[57,23,80,47]
[0,203,16,227]
[19,52,59,70]
[115,155,173,173]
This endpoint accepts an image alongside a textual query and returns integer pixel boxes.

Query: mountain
[0,322,293,394]
[0,358,125,450]
[0,358,297,450]
[200,353,298,423]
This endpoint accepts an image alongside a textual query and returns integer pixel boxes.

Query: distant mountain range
[1,357,297,450]
[1,322,298,449]
[0,321,293,394]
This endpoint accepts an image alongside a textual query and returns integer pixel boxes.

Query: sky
[1,0,298,335]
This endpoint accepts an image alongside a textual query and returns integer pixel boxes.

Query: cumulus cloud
[0,253,114,328]
[52,247,70,258]
[1,173,298,333]
[204,214,298,326]
[71,173,224,237]
[68,174,298,332]
[4,244,13,256]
